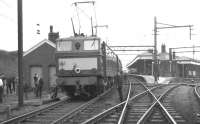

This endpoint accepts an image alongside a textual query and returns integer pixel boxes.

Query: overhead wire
[92,2,98,35]
[75,4,81,34]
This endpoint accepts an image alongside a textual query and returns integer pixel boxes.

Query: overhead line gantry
[154,17,193,83]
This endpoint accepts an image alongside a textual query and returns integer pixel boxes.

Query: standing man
[6,77,12,94]
[0,76,4,103]
[117,72,123,102]
[38,77,44,98]
[11,77,16,93]
[33,73,38,97]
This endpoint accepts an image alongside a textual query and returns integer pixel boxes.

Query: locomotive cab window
[57,40,72,51]
[84,40,99,50]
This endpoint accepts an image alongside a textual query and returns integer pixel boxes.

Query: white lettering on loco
[58,58,97,70]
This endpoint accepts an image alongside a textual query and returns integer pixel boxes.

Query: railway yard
[1,2,200,123]
[0,76,199,124]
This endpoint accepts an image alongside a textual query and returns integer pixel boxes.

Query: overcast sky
[1,0,200,68]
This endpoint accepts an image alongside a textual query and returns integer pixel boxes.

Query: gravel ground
[0,92,66,122]
[60,86,130,124]
[0,85,129,123]
[171,85,200,124]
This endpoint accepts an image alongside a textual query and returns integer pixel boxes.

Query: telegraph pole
[154,17,158,83]
[17,0,24,106]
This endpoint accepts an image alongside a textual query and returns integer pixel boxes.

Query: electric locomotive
[55,34,122,98]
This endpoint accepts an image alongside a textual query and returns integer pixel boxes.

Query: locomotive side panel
[102,42,123,88]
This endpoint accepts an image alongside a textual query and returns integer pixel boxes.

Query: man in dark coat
[6,77,12,94]
[38,77,44,98]
[33,73,39,97]
[11,77,16,93]
[116,72,123,102]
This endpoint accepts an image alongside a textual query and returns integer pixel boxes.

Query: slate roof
[127,51,200,68]
[23,39,56,57]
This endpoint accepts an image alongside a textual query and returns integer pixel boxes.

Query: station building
[127,44,200,78]
[23,26,59,90]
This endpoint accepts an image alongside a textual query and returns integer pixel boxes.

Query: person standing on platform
[33,73,39,97]
[6,77,12,94]
[38,77,44,98]
[11,77,16,93]
[24,82,29,100]
[0,76,4,103]
[117,72,123,102]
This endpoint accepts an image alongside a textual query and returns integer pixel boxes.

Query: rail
[0,97,69,124]
[137,84,179,124]
[118,77,167,124]
[117,79,132,124]
[81,78,162,124]
[130,76,178,124]
[194,85,200,102]
[117,76,163,124]
[81,101,125,124]
[81,79,132,124]
[51,88,112,124]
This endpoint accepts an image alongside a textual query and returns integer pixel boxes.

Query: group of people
[5,77,16,95]
[33,73,44,98]
[0,72,59,103]
[0,74,17,103]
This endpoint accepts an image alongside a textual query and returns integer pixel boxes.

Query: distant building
[127,49,153,75]
[23,26,59,90]
[127,44,200,78]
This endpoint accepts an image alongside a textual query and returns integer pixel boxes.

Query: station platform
[141,75,174,84]
[130,74,175,84]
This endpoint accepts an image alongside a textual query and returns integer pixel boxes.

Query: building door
[30,66,42,87]
[49,66,57,87]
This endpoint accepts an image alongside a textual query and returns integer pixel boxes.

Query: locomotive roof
[57,36,101,41]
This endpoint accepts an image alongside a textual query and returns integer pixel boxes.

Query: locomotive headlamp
[75,68,81,73]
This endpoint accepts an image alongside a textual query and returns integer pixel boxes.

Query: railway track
[120,83,178,124]
[50,78,147,124]
[0,98,83,124]
[0,88,113,124]
[194,85,200,101]
[193,84,200,123]
[138,84,186,124]
[81,79,187,124]
[80,78,162,124]
[50,81,134,124]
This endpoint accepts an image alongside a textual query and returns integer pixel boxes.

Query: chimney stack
[48,25,59,43]
[50,25,53,33]
[161,44,166,53]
